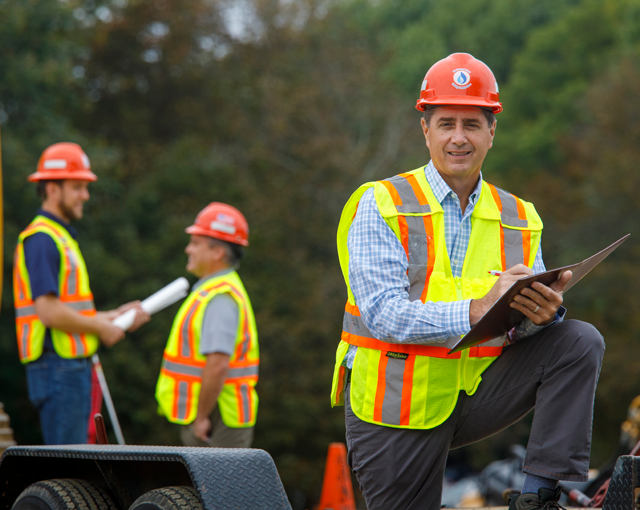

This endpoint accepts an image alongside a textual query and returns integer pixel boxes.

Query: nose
[451,124,467,145]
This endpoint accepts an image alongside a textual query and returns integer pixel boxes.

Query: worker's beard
[58,197,82,222]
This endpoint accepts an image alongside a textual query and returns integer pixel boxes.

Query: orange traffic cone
[317,443,356,510]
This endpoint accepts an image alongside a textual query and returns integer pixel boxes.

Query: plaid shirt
[343,161,563,368]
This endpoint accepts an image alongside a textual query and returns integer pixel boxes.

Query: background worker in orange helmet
[13,142,150,445]
[330,53,604,510]
[155,203,259,448]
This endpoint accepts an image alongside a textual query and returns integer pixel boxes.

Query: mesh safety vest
[331,167,543,429]
[155,270,259,427]
[13,215,99,363]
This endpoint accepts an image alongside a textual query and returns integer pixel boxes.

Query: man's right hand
[96,319,126,347]
[469,264,533,325]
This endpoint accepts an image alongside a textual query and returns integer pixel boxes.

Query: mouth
[447,151,471,157]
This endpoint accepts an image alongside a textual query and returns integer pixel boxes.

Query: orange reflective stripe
[472,345,503,357]
[345,301,360,316]
[400,354,415,426]
[488,184,507,271]
[373,353,389,423]
[334,365,346,405]
[341,330,461,359]
[380,180,410,258]
[402,173,436,302]
[514,195,531,265]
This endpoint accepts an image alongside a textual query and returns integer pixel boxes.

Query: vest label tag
[386,352,409,360]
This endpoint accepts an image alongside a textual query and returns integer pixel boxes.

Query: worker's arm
[35,294,126,347]
[95,301,151,332]
[193,352,230,441]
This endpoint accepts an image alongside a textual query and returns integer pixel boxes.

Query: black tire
[12,479,118,510]
[128,487,202,510]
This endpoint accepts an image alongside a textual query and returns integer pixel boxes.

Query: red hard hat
[186,203,249,247]
[28,142,97,182]
[415,53,502,114]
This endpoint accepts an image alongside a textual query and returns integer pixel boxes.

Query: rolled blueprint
[112,277,190,330]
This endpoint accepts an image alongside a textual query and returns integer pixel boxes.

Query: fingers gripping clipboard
[448,234,630,355]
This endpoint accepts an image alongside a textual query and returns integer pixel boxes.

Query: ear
[420,117,430,149]
[488,120,497,149]
[212,244,227,262]
[45,181,61,200]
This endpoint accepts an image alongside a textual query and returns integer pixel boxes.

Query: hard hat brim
[185,225,249,247]
[28,170,98,182]
[416,96,503,114]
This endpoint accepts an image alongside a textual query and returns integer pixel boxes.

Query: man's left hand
[115,301,151,332]
[193,415,212,442]
[510,270,572,325]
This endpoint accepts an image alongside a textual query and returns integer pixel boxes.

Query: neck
[437,172,480,214]
[196,262,231,279]
[41,202,71,224]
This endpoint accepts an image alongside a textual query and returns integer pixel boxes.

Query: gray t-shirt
[194,270,240,356]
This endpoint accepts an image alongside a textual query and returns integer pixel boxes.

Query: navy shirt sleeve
[23,233,60,298]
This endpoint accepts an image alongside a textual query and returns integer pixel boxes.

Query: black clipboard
[448,234,630,354]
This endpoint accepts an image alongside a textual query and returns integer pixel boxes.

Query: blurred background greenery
[2,0,640,507]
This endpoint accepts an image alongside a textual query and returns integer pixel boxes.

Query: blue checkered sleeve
[347,188,472,344]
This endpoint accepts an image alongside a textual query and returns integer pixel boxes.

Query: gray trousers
[344,320,605,510]
[181,405,254,448]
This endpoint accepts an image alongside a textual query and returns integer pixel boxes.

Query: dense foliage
[2,0,640,507]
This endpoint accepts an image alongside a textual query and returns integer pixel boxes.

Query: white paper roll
[112,277,190,330]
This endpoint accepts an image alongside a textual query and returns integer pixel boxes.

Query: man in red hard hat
[13,142,150,445]
[155,203,259,448]
[330,53,604,509]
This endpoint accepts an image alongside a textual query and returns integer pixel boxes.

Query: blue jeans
[25,352,92,444]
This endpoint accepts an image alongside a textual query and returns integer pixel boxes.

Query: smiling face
[185,234,227,277]
[421,105,496,188]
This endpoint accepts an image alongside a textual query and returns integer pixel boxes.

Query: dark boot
[508,487,565,510]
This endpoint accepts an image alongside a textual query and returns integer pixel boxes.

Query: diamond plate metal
[602,455,640,510]
[0,445,292,510]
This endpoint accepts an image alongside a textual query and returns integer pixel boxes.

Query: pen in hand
[487,270,502,276]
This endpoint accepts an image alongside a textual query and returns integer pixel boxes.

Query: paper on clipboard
[448,234,630,355]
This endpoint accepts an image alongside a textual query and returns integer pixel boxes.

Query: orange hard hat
[415,53,502,114]
[186,203,249,247]
[28,142,97,182]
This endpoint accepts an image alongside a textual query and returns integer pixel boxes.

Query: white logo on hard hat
[217,213,236,224]
[81,154,90,169]
[43,160,68,170]
[421,79,428,91]
[452,68,472,90]
[210,221,237,235]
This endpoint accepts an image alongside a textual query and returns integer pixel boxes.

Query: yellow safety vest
[13,215,99,363]
[155,270,259,427]
[331,167,543,429]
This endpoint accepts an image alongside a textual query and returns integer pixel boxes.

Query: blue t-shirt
[23,210,78,352]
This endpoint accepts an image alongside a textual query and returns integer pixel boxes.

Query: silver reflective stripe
[21,323,30,359]
[504,227,524,268]
[385,177,431,302]
[381,357,406,425]
[180,304,198,358]
[494,187,528,228]
[343,311,375,339]
[65,247,78,296]
[227,365,259,378]
[16,305,36,318]
[72,333,86,356]
[162,359,203,378]
[239,384,250,423]
[396,204,431,214]
[493,187,526,268]
[67,300,94,312]
[177,381,189,421]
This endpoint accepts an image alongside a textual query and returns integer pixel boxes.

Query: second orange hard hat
[28,142,97,182]
[186,203,249,247]
[415,53,502,114]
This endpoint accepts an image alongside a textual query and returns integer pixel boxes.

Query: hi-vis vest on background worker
[156,203,259,429]
[331,53,543,430]
[13,143,99,363]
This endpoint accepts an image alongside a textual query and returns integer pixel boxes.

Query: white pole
[92,353,126,445]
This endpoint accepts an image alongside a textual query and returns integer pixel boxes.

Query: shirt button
[453,259,459,265]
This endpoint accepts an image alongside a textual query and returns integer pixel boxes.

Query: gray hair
[207,238,244,268]
[421,105,495,128]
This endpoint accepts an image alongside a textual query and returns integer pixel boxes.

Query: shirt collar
[424,160,483,208]
[37,209,78,239]
[193,267,234,291]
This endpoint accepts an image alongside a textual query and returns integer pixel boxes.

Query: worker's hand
[469,264,533,325]
[510,270,572,325]
[96,318,126,347]
[116,301,151,332]
[193,415,212,442]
